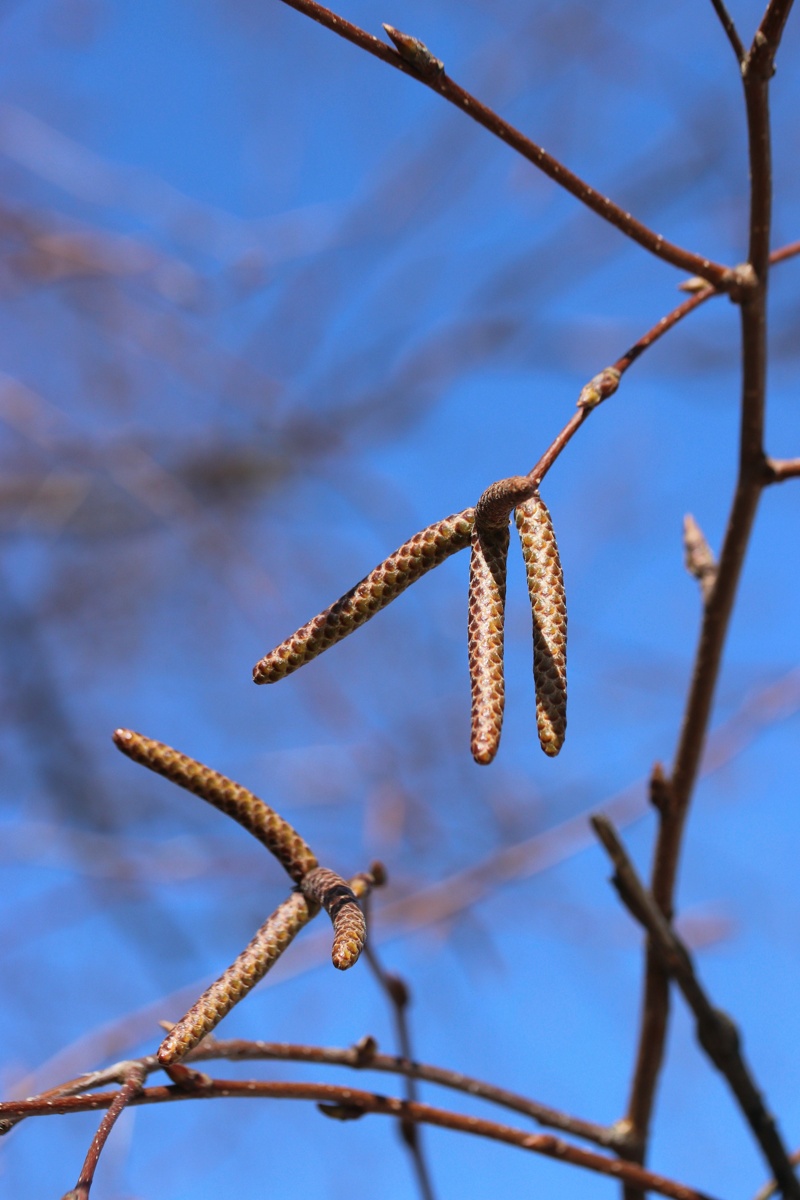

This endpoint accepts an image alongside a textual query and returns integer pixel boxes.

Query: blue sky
[2,1,800,1197]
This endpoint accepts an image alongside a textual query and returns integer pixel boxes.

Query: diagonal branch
[592,814,800,1200]
[277,0,732,287]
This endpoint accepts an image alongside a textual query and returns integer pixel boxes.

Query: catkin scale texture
[158,892,314,1065]
[468,524,510,765]
[301,866,367,969]
[515,495,567,756]
[112,730,317,883]
[253,510,474,684]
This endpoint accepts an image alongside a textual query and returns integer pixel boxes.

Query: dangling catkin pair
[252,478,567,765]
[469,476,567,765]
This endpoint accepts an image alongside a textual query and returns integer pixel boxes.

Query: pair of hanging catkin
[253,481,567,763]
[470,476,567,763]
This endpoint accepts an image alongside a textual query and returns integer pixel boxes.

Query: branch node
[649,762,675,818]
[352,1035,378,1065]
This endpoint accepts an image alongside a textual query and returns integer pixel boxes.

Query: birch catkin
[515,494,567,756]
[253,510,475,685]
[301,866,367,969]
[112,729,318,884]
[158,891,314,1065]
[468,524,510,765]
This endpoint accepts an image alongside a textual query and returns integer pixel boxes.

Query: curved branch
[2,1078,723,1200]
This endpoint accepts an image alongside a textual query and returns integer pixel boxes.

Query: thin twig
[765,457,800,483]
[0,1078,723,1200]
[622,8,795,1186]
[363,927,437,1200]
[708,0,746,63]
[592,815,800,1200]
[277,0,732,286]
[60,1062,146,1200]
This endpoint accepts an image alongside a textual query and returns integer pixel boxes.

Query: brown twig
[765,457,800,483]
[708,0,746,63]
[621,9,795,1188]
[276,0,732,287]
[1,1078,722,1200]
[592,815,800,1199]
[362,927,437,1200]
[59,1062,146,1200]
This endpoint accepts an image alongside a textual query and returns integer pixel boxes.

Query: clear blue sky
[2,2,800,1197]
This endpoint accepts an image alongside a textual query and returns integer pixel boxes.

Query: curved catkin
[112,730,318,884]
[301,866,366,970]
[158,891,314,1065]
[515,495,567,756]
[253,509,475,685]
[468,524,510,765]
[475,475,537,530]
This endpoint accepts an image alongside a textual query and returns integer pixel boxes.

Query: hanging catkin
[515,494,567,756]
[467,523,510,764]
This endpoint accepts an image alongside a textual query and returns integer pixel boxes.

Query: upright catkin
[467,524,510,765]
[253,510,475,684]
[515,494,567,756]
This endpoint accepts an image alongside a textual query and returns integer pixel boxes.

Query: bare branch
[1,1077,724,1200]
[276,0,733,286]
[60,1062,146,1200]
[708,0,746,63]
[592,815,800,1200]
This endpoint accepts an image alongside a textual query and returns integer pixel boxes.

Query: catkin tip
[471,741,497,766]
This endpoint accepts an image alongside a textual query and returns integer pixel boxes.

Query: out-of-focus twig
[363,913,437,1200]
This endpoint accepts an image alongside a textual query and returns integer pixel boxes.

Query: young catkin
[253,509,475,685]
[468,523,510,765]
[112,729,318,884]
[515,494,567,756]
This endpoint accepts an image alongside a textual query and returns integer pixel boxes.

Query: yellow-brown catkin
[301,866,366,969]
[253,510,475,685]
[515,494,567,756]
[158,892,314,1065]
[467,524,510,765]
[112,730,318,884]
